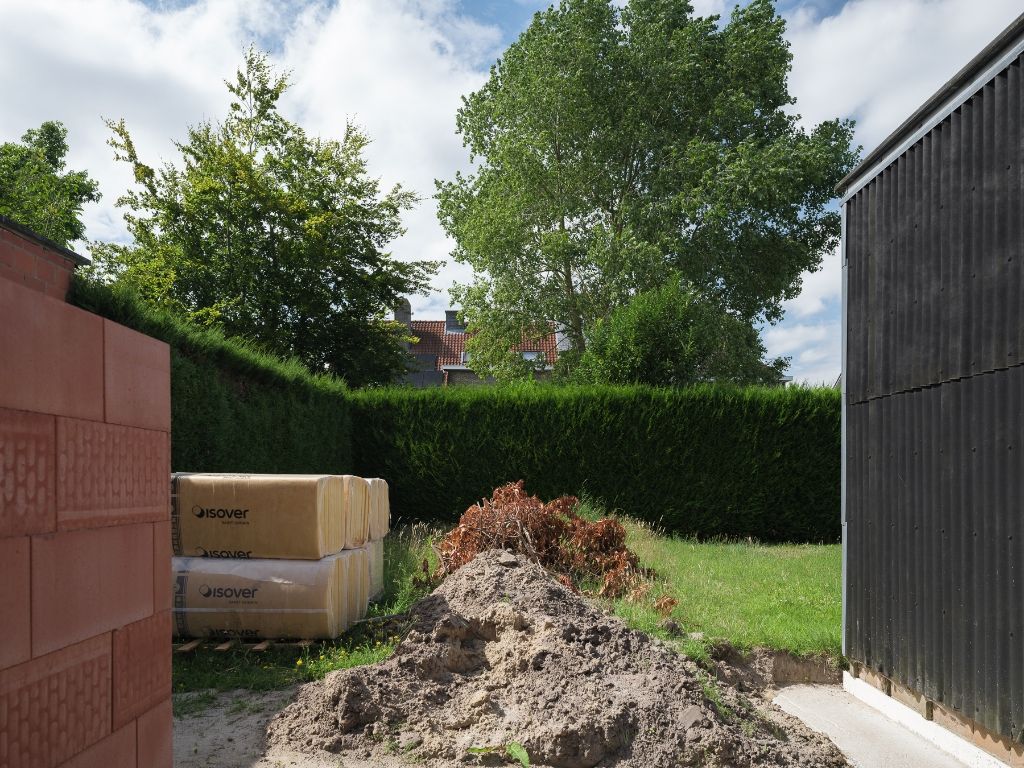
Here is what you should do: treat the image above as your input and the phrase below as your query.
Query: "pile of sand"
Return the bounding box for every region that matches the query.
[266,551,847,767]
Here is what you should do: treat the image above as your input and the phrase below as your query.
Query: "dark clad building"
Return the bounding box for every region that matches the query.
[840,13,1024,763]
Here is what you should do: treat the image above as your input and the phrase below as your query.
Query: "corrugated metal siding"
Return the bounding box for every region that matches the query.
[845,53,1024,742]
[847,55,1024,404]
[846,371,1024,739]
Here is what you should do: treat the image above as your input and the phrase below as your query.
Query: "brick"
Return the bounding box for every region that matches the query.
[0,537,30,668]
[36,248,72,271]
[103,320,171,432]
[0,277,103,419]
[34,255,56,285]
[31,524,154,657]
[136,698,172,768]
[18,274,47,293]
[0,633,111,768]
[7,243,35,279]
[58,722,135,768]
[47,269,71,301]
[154,521,171,611]
[0,408,55,536]
[56,418,169,530]
[112,611,172,729]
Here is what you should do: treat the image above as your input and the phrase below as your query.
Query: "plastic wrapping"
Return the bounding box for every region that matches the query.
[368,538,384,602]
[367,478,391,541]
[172,550,368,639]
[340,475,370,549]
[172,473,343,560]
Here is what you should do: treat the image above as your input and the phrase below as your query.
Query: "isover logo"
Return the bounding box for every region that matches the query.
[211,628,260,638]
[208,626,258,638]
[192,505,249,520]
[197,584,259,599]
[198,547,253,559]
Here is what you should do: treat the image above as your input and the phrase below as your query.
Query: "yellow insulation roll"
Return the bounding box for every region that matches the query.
[339,475,370,549]
[350,548,370,626]
[366,478,391,541]
[172,551,365,639]
[368,538,385,602]
[172,473,344,560]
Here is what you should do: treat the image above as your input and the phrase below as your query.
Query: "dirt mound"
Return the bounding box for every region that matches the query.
[266,551,847,768]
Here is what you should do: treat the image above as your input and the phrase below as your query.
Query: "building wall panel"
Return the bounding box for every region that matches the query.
[847,56,1024,404]
[846,368,1024,740]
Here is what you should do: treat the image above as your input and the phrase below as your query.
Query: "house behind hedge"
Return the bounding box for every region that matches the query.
[395,299,561,386]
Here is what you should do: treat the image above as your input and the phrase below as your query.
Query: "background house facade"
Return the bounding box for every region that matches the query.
[395,299,560,386]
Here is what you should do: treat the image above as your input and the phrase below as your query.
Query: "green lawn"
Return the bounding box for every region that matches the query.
[173,517,842,706]
[613,519,842,658]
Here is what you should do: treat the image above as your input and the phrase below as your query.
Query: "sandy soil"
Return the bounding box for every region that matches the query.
[266,551,847,768]
[174,551,847,768]
[174,688,409,768]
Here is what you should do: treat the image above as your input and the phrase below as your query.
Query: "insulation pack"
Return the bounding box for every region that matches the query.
[367,477,391,541]
[172,473,370,559]
[340,475,370,549]
[172,549,369,640]
[368,538,384,602]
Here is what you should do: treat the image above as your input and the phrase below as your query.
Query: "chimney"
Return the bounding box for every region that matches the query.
[445,309,466,334]
[394,297,412,327]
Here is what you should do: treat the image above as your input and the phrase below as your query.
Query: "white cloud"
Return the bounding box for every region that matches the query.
[783,245,841,320]
[767,0,1024,383]
[762,319,841,385]
[4,0,1023,379]
[0,0,495,316]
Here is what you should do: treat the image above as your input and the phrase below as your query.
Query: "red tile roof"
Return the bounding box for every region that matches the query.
[408,320,560,371]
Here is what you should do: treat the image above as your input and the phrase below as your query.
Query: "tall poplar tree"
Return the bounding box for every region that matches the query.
[437,0,857,380]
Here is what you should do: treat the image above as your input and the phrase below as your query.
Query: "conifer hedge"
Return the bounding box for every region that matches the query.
[350,385,840,542]
[69,277,353,474]
[71,278,840,542]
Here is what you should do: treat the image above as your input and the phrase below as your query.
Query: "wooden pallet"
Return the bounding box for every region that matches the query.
[173,638,315,653]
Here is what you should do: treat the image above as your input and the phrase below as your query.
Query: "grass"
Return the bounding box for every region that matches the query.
[611,517,842,659]
[172,523,439,713]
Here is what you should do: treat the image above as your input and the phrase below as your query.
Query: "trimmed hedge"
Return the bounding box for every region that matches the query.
[69,277,353,474]
[70,278,840,541]
[350,385,840,543]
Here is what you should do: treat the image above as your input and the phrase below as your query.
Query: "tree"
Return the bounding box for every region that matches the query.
[89,49,437,387]
[437,0,858,379]
[568,278,786,386]
[0,121,100,247]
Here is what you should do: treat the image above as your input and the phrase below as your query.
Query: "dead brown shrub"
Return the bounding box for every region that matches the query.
[435,481,649,597]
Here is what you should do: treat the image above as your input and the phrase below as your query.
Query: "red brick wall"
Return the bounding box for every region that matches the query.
[0,224,81,301]
[0,225,172,768]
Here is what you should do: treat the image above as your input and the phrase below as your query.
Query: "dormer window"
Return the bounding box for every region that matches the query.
[522,351,540,361]
[445,310,466,334]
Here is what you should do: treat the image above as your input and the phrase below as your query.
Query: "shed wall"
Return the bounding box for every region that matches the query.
[845,54,1024,743]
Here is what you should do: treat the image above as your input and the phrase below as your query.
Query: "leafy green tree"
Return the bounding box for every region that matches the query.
[90,49,437,387]
[437,0,858,379]
[568,278,786,386]
[0,121,100,247]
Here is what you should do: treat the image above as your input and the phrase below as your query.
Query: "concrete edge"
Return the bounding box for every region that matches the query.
[843,672,1010,768]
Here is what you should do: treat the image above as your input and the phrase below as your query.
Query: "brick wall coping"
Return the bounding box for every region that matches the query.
[0,214,90,266]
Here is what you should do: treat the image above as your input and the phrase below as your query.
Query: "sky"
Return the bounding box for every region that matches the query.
[1,0,1021,383]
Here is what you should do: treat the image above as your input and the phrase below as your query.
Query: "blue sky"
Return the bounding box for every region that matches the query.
[2,0,1022,382]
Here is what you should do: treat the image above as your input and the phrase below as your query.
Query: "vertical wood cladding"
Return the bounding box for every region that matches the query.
[845,54,1024,742]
